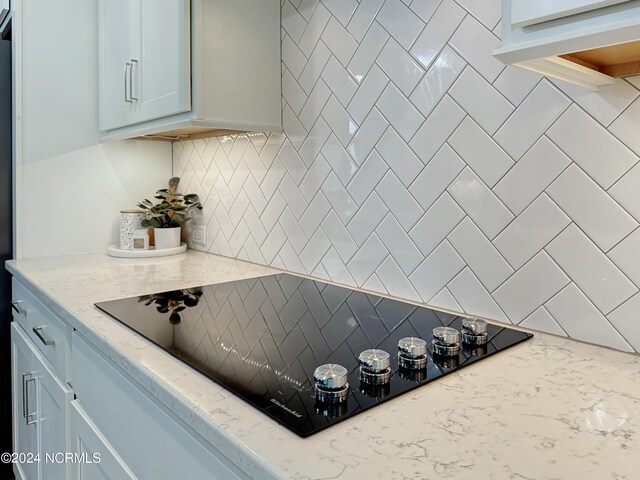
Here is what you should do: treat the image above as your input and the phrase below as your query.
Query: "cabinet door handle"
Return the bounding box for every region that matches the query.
[11,300,25,316]
[22,372,36,425]
[130,59,139,101]
[124,62,133,103]
[32,326,55,346]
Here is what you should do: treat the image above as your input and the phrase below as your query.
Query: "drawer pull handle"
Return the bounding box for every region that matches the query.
[32,326,55,346]
[22,372,37,425]
[11,300,25,316]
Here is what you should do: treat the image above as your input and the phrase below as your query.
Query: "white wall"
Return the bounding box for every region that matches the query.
[176,0,640,353]
[14,0,172,258]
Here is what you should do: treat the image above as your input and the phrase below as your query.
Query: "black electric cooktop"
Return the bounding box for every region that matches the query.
[95,274,532,437]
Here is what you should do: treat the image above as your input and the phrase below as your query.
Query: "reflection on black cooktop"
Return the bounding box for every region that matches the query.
[95,274,533,437]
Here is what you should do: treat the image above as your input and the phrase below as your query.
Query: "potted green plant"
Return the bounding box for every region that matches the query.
[137,177,202,249]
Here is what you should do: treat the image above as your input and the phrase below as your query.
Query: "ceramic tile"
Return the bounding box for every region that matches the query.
[321,56,359,107]
[321,172,358,224]
[376,0,426,50]
[375,127,423,187]
[546,165,638,252]
[447,217,514,292]
[546,225,637,314]
[298,40,332,93]
[346,233,389,284]
[448,116,513,188]
[410,95,466,163]
[447,267,509,323]
[376,37,425,96]
[494,194,571,270]
[347,22,389,83]
[610,94,640,156]
[448,14,504,83]
[492,252,570,324]
[520,306,566,337]
[545,284,633,352]
[376,171,424,230]
[347,65,389,124]
[347,192,389,245]
[409,241,466,302]
[494,136,571,215]
[376,213,424,274]
[321,210,358,262]
[410,46,466,118]
[375,82,425,141]
[608,163,640,222]
[321,95,358,146]
[493,65,541,106]
[455,0,501,29]
[346,0,386,42]
[321,135,359,186]
[608,228,640,287]
[547,105,638,189]
[408,143,465,211]
[347,149,389,206]
[321,0,358,27]
[410,0,466,70]
[409,192,464,256]
[607,293,640,351]
[296,157,330,212]
[494,81,571,160]
[282,68,308,115]
[448,168,514,240]
[449,66,514,135]
[375,256,422,301]
[321,17,359,67]
[347,107,389,164]
[553,77,639,127]
[299,79,331,131]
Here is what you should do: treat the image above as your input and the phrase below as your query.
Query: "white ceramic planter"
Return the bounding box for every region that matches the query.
[154,227,181,250]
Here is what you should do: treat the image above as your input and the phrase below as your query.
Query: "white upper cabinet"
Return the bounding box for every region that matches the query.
[99,0,190,131]
[494,0,640,90]
[98,0,281,141]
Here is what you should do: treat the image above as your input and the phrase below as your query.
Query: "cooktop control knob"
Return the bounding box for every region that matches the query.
[397,337,427,370]
[432,327,461,357]
[359,349,391,385]
[313,364,349,403]
[462,318,489,346]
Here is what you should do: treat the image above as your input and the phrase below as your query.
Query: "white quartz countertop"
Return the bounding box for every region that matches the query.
[6,251,640,480]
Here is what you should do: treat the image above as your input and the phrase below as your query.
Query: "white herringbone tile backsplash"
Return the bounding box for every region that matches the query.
[174,0,640,353]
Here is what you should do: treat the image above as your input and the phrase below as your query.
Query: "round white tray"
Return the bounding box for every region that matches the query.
[107,243,187,258]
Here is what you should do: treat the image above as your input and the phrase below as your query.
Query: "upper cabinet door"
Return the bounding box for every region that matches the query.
[99,0,190,131]
[99,0,141,130]
[511,0,633,26]
[137,0,190,125]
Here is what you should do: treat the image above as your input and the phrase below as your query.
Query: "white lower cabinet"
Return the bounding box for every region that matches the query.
[72,332,246,480]
[12,278,251,480]
[11,323,73,480]
[70,401,136,480]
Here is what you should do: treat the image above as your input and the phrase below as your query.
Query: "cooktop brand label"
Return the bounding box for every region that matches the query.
[270,398,303,418]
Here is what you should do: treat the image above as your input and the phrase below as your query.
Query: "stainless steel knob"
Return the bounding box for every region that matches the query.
[397,337,427,358]
[359,349,390,372]
[432,327,460,345]
[462,318,487,335]
[313,364,348,390]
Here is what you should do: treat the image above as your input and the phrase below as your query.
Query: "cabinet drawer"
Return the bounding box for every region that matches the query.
[72,333,245,480]
[12,279,70,381]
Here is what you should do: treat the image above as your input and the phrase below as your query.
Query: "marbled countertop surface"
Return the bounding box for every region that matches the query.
[6,251,640,479]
